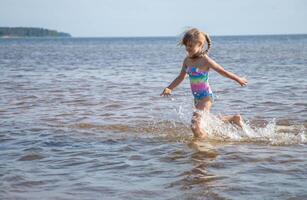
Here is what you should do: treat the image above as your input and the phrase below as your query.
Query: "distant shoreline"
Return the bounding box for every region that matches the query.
[69,33,307,39]
[62,33,307,38]
[0,27,71,38]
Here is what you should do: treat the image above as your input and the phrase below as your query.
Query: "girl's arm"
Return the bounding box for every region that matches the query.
[205,55,247,86]
[161,64,188,96]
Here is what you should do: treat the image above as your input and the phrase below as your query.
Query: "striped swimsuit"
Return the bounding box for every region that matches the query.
[186,66,213,100]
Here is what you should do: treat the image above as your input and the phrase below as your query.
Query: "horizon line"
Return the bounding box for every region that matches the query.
[72,33,307,38]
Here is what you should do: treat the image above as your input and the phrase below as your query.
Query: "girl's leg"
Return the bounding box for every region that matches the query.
[191,97,212,139]
[220,114,244,128]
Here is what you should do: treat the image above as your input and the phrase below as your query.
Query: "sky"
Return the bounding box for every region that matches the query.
[0,0,306,37]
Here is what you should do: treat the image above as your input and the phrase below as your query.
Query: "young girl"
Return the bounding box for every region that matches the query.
[161,28,247,139]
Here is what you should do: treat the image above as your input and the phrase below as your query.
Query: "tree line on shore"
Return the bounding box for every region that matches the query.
[0,27,71,37]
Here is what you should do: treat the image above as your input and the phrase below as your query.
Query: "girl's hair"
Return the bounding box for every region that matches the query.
[180,28,212,54]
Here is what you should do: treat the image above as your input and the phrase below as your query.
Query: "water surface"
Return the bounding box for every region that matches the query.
[0,35,306,199]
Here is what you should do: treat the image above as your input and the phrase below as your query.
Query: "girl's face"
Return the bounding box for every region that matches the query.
[185,41,203,57]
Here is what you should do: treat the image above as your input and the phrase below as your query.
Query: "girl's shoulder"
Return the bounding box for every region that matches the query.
[192,55,211,65]
[202,54,216,67]
[183,56,189,63]
[202,54,211,62]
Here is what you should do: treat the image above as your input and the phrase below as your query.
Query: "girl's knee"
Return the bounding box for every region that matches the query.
[233,114,242,122]
[191,118,205,136]
[191,112,208,137]
[232,114,244,128]
[191,120,199,130]
[191,117,201,132]
[190,124,202,138]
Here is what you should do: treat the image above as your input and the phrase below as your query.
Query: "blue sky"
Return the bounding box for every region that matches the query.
[0,0,306,37]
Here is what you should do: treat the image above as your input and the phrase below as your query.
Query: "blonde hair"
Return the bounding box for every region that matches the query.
[180,28,212,54]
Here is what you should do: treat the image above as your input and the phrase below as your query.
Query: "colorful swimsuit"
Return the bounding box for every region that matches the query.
[186,66,213,100]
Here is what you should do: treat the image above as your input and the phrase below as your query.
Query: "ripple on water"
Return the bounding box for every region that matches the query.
[18,154,44,161]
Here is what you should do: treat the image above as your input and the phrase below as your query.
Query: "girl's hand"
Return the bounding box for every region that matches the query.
[160,87,172,96]
[238,77,248,86]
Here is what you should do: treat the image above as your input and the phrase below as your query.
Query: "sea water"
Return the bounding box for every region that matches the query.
[0,35,306,199]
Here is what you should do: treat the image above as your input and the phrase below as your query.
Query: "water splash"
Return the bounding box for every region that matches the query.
[196,110,306,145]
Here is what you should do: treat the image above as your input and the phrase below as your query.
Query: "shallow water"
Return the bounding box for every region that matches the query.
[0,35,307,199]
